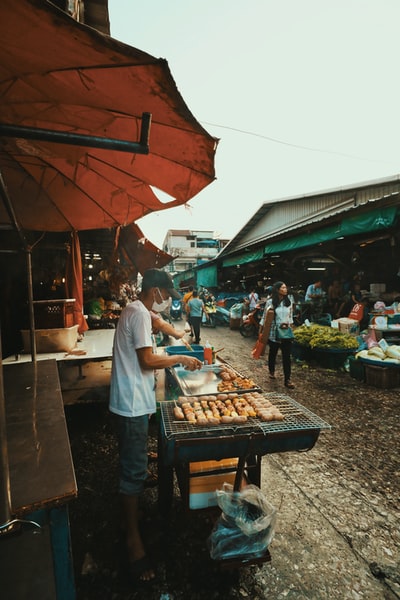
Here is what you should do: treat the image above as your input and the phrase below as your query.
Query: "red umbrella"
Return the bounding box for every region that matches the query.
[80,224,175,299]
[0,0,218,232]
[0,0,218,348]
[117,223,175,275]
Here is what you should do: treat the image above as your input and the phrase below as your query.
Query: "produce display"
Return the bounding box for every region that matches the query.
[293,324,359,350]
[173,391,284,425]
[356,344,400,364]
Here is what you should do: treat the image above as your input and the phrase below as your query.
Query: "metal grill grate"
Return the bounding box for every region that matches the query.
[160,393,331,440]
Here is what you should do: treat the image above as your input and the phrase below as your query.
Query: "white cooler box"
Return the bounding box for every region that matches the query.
[21,325,79,353]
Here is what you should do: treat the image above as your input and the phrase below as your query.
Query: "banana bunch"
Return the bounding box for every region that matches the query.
[294,324,359,350]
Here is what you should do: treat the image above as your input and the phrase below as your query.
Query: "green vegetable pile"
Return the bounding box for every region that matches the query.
[293,324,359,350]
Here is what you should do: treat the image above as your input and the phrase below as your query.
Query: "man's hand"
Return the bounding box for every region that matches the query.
[181,356,202,371]
[174,330,186,340]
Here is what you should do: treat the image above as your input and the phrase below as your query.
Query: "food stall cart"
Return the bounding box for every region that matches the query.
[1,359,77,599]
[157,359,331,565]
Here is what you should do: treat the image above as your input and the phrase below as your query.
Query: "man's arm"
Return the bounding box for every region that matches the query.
[137,346,201,370]
[153,316,185,340]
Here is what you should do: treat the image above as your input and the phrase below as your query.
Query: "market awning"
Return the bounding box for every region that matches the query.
[264,206,398,254]
[222,248,264,268]
[196,263,218,288]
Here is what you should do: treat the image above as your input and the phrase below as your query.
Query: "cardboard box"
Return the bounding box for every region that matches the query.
[370,283,386,295]
[337,318,360,336]
[21,325,79,353]
[189,458,239,510]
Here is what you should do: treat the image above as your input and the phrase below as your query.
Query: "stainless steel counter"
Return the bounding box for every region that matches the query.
[3,359,77,513]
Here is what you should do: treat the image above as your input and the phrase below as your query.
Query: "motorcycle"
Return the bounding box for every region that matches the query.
[214,305,230,326]
[170,298,183,321]
[203,298,217,327]
[239,302,266,337]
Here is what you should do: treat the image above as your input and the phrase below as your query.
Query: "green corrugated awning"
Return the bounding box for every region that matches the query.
[264,206,398,254]
[222,248,264,267]
[196,263,218,288]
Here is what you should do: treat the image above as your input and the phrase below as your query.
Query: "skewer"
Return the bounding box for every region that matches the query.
[181,338,194,351]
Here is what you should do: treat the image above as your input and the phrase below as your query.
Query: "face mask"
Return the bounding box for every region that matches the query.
[152,288,170,313]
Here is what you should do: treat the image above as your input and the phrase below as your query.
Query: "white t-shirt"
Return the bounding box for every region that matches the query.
[109,300,156,418]
[249,292,259,309]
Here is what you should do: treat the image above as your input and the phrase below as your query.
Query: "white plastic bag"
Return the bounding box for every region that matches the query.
[208,483,277,560]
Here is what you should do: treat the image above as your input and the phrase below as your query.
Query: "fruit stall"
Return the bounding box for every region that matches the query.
[292,323,359,369]
[292,321,400,389]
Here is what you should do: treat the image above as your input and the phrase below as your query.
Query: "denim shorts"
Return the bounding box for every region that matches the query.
[112,413,149,496]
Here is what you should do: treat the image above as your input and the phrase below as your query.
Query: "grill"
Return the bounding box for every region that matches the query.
[158,384,331,521]
[160,393,331,441]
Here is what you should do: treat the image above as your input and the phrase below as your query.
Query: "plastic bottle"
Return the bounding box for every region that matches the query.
[204,341,212,365]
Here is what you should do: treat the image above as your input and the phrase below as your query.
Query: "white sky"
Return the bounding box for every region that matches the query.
[108,0,400,248]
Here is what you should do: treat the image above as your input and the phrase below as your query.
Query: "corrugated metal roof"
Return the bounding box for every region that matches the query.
[220,174,400,258]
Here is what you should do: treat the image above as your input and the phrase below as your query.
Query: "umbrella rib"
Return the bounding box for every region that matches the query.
[86,152,188,212]
[13,150,155,227]
[1,148,91,229]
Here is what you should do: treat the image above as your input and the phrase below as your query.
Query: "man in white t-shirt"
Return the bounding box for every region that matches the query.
[109,268,201,584]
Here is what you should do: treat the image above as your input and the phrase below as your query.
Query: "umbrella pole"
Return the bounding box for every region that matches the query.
[0,171,36,361]
[25,249,36,362]
[0,334,11,529]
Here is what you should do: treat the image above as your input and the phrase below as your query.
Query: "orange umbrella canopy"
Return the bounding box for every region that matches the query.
[0,0,217,232]
[65,231,89,334]
[92,223,176,298]
[117,223,175,275]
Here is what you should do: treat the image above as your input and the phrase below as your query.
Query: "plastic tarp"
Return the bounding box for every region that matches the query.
[222,248,264,267]
[196,263,218,288]
[264,206,398,254]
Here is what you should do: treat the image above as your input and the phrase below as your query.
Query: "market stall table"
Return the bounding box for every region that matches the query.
[1,359,77,599]
[3,329,115,404]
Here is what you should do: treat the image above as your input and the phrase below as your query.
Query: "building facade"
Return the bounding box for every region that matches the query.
[162,229,229,275]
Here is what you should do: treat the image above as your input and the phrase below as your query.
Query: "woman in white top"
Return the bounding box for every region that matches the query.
[264,281,295,389]
[248,289,259,310]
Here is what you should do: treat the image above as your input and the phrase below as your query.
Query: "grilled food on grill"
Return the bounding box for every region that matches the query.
[175,391,284,424]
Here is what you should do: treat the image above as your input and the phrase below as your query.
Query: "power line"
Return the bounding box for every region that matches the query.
[201,121,396,165]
